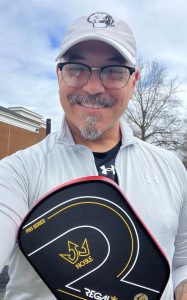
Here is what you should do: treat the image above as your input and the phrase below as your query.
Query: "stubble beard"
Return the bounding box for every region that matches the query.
[68,95,117,141]
[79,115,102,140]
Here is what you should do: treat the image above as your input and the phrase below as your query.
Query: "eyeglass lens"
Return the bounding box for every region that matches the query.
[61,63,131,89]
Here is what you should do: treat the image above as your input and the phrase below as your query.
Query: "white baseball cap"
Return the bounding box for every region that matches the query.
[55,12,137,66]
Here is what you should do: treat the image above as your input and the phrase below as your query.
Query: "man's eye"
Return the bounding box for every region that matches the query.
[104,68,124,80]
[110,68,123,74]
[68,65,86,72]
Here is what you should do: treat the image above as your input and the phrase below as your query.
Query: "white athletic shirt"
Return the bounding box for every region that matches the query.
[0,115,187,300]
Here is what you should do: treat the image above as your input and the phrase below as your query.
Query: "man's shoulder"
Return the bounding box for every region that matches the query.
[136,138,174,156]
[0,131,60,168]
[134,138,185,174]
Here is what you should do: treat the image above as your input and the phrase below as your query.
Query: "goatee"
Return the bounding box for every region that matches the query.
[80,115,102,140]
[68,95,117,140]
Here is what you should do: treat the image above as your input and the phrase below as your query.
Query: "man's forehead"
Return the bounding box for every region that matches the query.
[63,40,126,63]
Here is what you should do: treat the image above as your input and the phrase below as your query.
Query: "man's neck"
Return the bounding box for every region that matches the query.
[66,120,121,152]
[75,135,121,152]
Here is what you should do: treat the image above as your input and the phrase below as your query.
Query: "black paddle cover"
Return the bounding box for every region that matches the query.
[18,176,170,300]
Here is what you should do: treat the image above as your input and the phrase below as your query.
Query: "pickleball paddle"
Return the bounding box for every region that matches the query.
[18,176,170,300]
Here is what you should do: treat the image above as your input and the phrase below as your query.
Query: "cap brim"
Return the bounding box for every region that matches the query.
[55,34,136,66]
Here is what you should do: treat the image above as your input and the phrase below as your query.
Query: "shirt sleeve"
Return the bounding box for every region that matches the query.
[172,158,187,290]
[0,154,29,272]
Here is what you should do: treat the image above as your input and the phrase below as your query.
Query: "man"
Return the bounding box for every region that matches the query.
[0,11,187,300]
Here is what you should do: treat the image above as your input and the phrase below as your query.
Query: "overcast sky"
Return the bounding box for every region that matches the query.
[0,0,187,130]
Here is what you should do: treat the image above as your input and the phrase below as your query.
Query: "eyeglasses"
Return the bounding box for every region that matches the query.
[57,62,135,90]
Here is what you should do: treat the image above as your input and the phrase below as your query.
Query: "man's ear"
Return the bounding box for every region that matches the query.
[56,65,60,83]
[132,68,139,88]
[128,68,139,100]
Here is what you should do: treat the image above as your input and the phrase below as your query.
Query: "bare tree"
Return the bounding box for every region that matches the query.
[182,123,187,168]
[125,60,186,152]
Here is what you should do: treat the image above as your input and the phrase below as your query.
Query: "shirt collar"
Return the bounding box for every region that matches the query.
[57,114,137,147]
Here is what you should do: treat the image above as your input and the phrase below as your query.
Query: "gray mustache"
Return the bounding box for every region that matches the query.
[68,95,117,107]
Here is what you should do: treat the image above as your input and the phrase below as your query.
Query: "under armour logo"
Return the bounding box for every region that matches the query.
[100,164,115,175]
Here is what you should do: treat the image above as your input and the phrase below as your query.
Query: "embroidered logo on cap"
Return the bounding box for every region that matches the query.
[87,12,114,28]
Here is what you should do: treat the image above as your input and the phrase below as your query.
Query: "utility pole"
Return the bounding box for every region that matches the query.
[46,118,51,136]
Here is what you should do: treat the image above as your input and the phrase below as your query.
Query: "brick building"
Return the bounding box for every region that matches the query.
[0,106,47,159]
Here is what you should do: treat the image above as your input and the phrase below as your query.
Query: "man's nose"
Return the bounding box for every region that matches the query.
[82,70,105,95]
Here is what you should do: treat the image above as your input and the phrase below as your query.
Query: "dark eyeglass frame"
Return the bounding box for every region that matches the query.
[57,62,136,90]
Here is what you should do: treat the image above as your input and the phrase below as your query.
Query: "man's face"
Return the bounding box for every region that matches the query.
[57,40,139,141]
